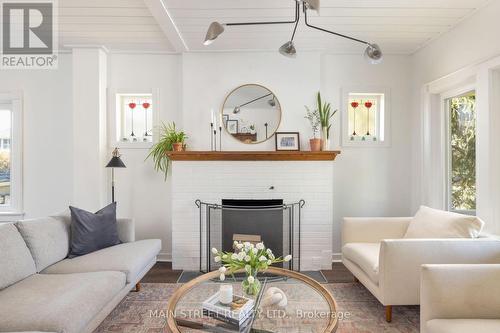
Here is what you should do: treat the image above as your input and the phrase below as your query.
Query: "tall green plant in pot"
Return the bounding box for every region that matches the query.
[316,92,337,151]
[146,122,187,180]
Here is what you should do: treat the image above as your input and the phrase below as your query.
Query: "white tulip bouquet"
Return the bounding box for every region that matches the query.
[211,241,292,296]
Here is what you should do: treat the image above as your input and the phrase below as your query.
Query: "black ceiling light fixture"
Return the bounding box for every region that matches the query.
[233,93,273,114]
[203,0,383,64]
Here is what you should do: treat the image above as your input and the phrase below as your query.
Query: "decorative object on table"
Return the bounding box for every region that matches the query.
[305,105,321,151]
[68,202,120,258]
[275,132,300,151]
[260,287,288,308]
[203,0,382,64]
[223,114,229,127]
[128,102,137,141]
[226,119,239,134]
[219,284,233,305]
[315,92,337,151]
[105,147,126,203]
[202,290,255,327]
[222,84,281,144]
[142,102,151,140]
[211,241,292,296]
[350,101,359,140]
[146,122,187,180]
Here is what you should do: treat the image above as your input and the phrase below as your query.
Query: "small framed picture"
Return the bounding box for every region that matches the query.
[275,132,300,151]
[226,120,239,134]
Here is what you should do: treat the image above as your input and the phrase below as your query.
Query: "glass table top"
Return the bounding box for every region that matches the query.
[167,268,338,333]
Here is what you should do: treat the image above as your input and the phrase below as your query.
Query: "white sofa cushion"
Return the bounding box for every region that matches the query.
[42,239,161,283]
[0,224,36,290]
[426,319,500,333]
[0,271,125,333]
[16,217,70,272]
[404,206,484,239]
[342,243,380,284]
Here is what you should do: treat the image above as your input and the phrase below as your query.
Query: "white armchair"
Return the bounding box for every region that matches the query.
[341,217,500,322]
[421,264,500,333]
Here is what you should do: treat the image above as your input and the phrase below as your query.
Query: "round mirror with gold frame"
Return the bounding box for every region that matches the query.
[221,84,282,144]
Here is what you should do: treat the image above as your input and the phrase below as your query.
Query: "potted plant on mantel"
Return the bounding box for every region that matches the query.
[317,92,337,151]
[146,122,187,180]
[305,105,321,151]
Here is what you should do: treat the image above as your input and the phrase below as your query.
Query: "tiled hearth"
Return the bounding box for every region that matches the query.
[171,160,334,271]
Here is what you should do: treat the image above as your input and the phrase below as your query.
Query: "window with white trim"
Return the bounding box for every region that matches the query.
[446,91,476,214]
[0,93,22,215]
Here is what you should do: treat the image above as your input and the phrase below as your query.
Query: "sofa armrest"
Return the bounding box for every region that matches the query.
[378,239,500,305]
[421,264,500,332]
[341,217,411,247]
[117,218,135,243]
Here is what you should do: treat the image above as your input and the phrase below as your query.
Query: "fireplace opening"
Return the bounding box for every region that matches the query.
[221,199,284,266]
[196,199,304,272]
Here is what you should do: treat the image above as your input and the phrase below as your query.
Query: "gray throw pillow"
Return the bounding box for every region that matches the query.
[68,203,120,258]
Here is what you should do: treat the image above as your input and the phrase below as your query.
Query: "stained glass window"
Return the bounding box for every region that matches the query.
[347,93,385,143]
[116,93,153,143]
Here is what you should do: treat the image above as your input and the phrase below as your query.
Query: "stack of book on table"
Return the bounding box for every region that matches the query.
[202,292,255,328]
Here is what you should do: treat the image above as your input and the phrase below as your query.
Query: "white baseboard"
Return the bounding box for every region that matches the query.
[157,252,171,262]
[332,252,342,262]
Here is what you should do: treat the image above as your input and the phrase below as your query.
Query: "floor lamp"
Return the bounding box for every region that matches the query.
[105,148,126,203]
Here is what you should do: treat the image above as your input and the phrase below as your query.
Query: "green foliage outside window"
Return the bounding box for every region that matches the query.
[0,152,8,173]
[450,94,476,211]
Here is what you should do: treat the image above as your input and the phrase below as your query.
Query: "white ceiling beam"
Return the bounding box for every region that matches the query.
[144,0,188,53]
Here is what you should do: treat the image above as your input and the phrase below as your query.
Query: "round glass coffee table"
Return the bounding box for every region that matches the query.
[167,267,338,333]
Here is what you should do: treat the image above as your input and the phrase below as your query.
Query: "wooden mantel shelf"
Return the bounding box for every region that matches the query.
[166,151,340,161]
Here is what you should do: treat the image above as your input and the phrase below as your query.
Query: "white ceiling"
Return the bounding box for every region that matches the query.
[59,0,490,54]
[164,0,491,54]
[59,0,175,52]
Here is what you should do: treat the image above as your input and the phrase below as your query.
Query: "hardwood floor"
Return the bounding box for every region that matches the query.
[140,262,183,283]
[141,261,355,283]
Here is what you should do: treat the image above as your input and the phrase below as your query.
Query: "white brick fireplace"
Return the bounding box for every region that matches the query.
[171,160,334,271]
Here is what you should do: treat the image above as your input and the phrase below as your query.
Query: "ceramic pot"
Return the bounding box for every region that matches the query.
[309,138,321,152]
[172,143,184,152]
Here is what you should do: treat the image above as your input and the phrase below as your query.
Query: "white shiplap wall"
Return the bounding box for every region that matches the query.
[171,161,334,271]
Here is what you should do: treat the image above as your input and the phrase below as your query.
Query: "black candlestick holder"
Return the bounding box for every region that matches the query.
[210,123,214,151]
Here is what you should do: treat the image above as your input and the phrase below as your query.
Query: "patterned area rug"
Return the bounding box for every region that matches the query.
[94,283,419,333]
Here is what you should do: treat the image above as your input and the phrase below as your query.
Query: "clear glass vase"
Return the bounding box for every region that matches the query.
[242,273,261,296]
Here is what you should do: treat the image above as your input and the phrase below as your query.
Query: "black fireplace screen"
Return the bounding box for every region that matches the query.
[196,199,305,273]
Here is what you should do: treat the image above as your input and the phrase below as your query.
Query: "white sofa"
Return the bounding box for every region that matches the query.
[0,213,161,333]
[341,217,500,322]
[421,264,500,333]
